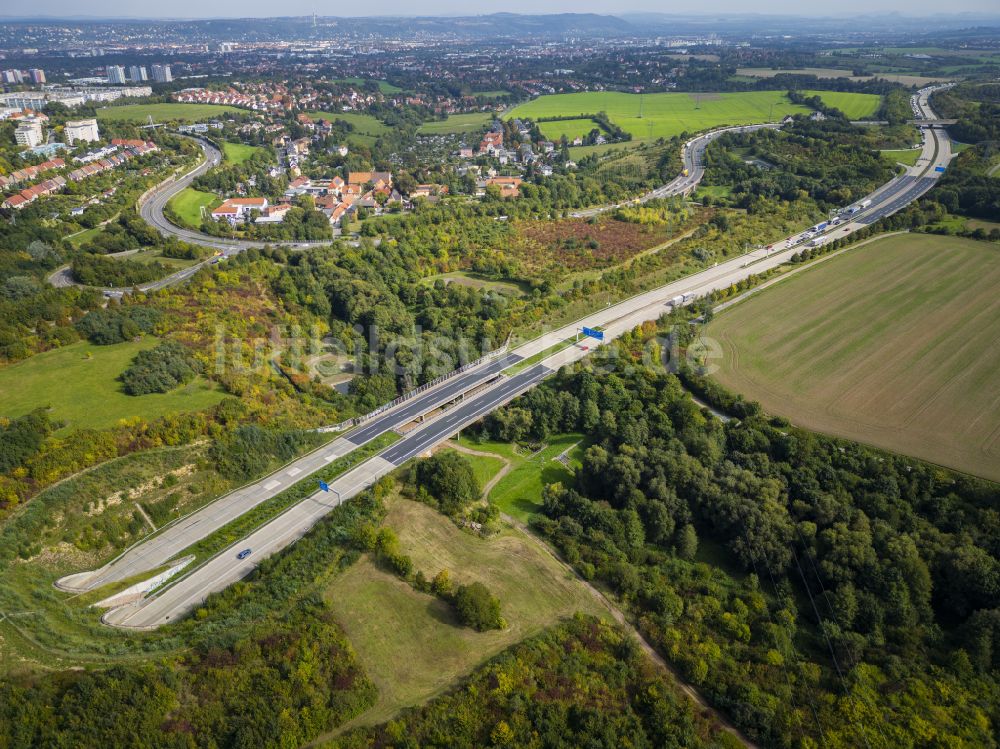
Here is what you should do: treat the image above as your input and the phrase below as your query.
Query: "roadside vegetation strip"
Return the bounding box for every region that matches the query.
[503,339,575,375]
[162,432,401,575]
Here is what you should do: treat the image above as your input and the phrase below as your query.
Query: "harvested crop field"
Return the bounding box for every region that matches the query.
[706,233,1000,482]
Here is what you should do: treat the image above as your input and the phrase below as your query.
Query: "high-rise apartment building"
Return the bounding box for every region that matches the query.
[129,66,148,82]
[29,69,46,84]
[151,64,173,83]
[106,65,127,84]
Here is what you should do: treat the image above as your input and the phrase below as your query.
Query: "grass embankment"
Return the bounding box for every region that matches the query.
[96,103,239,122]
[882,148,923,166]
[707,233,1000,482]
[167,187,220,228]
[220,141,264,164]
[324,492,606,726]
[509,91,811,145]
[0,443,225,674]
[417,112,495,135]
[0,338,225,434]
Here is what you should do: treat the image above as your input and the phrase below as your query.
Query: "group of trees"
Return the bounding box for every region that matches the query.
[336,616,723,748]
[74,304,162,345]
[413,450,480,514]
[702,117,894,212]
[475,339,1000,746]
[120,340,201,395]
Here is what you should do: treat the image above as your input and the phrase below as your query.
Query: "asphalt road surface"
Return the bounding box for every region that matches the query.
[86,90,956,627]
[571,123,779,218]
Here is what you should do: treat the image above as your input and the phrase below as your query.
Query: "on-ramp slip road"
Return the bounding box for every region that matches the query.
[571,122,781,218]
[79,89,955,628]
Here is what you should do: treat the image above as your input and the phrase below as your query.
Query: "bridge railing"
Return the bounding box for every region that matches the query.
[317,342,510,434]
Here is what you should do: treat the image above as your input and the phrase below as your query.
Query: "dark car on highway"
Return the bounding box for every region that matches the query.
[237,548,252,560]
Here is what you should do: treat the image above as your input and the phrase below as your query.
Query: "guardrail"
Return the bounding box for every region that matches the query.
[318,342,509,433]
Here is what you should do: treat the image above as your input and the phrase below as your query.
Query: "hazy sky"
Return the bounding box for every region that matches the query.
[11,0,1000,19]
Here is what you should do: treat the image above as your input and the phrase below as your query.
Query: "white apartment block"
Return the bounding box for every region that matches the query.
[64,119,100,145]
[14,125,42,148]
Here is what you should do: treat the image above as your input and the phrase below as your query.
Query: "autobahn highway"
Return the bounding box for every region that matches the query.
[78,87,955,628]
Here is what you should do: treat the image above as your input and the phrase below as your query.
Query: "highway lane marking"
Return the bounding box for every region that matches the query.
[263,479,280,491]
[287,467,301,477]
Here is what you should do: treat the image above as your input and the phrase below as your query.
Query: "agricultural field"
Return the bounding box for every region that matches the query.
[736,67,951,87]
[707,233,1000,482]
[537,117,603,141]
[0,338,226,434]
[220,141,264,164]
[167,187,219,227]
[509,91,811,144]
[324,493,605,725]
[95,103,239,122]
[311,111,390,136]
[417,112,494,135]
[801,90,882,119]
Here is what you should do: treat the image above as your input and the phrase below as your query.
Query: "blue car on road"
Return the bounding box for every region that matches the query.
[237,548,252,560]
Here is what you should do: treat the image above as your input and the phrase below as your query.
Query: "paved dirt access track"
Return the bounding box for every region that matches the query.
[708,233,1000,482]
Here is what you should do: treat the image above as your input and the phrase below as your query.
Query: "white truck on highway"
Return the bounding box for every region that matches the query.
[842,199,872,217]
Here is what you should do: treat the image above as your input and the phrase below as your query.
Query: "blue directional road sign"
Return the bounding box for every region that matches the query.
[581,326,604,341]
[319,480,330,492]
